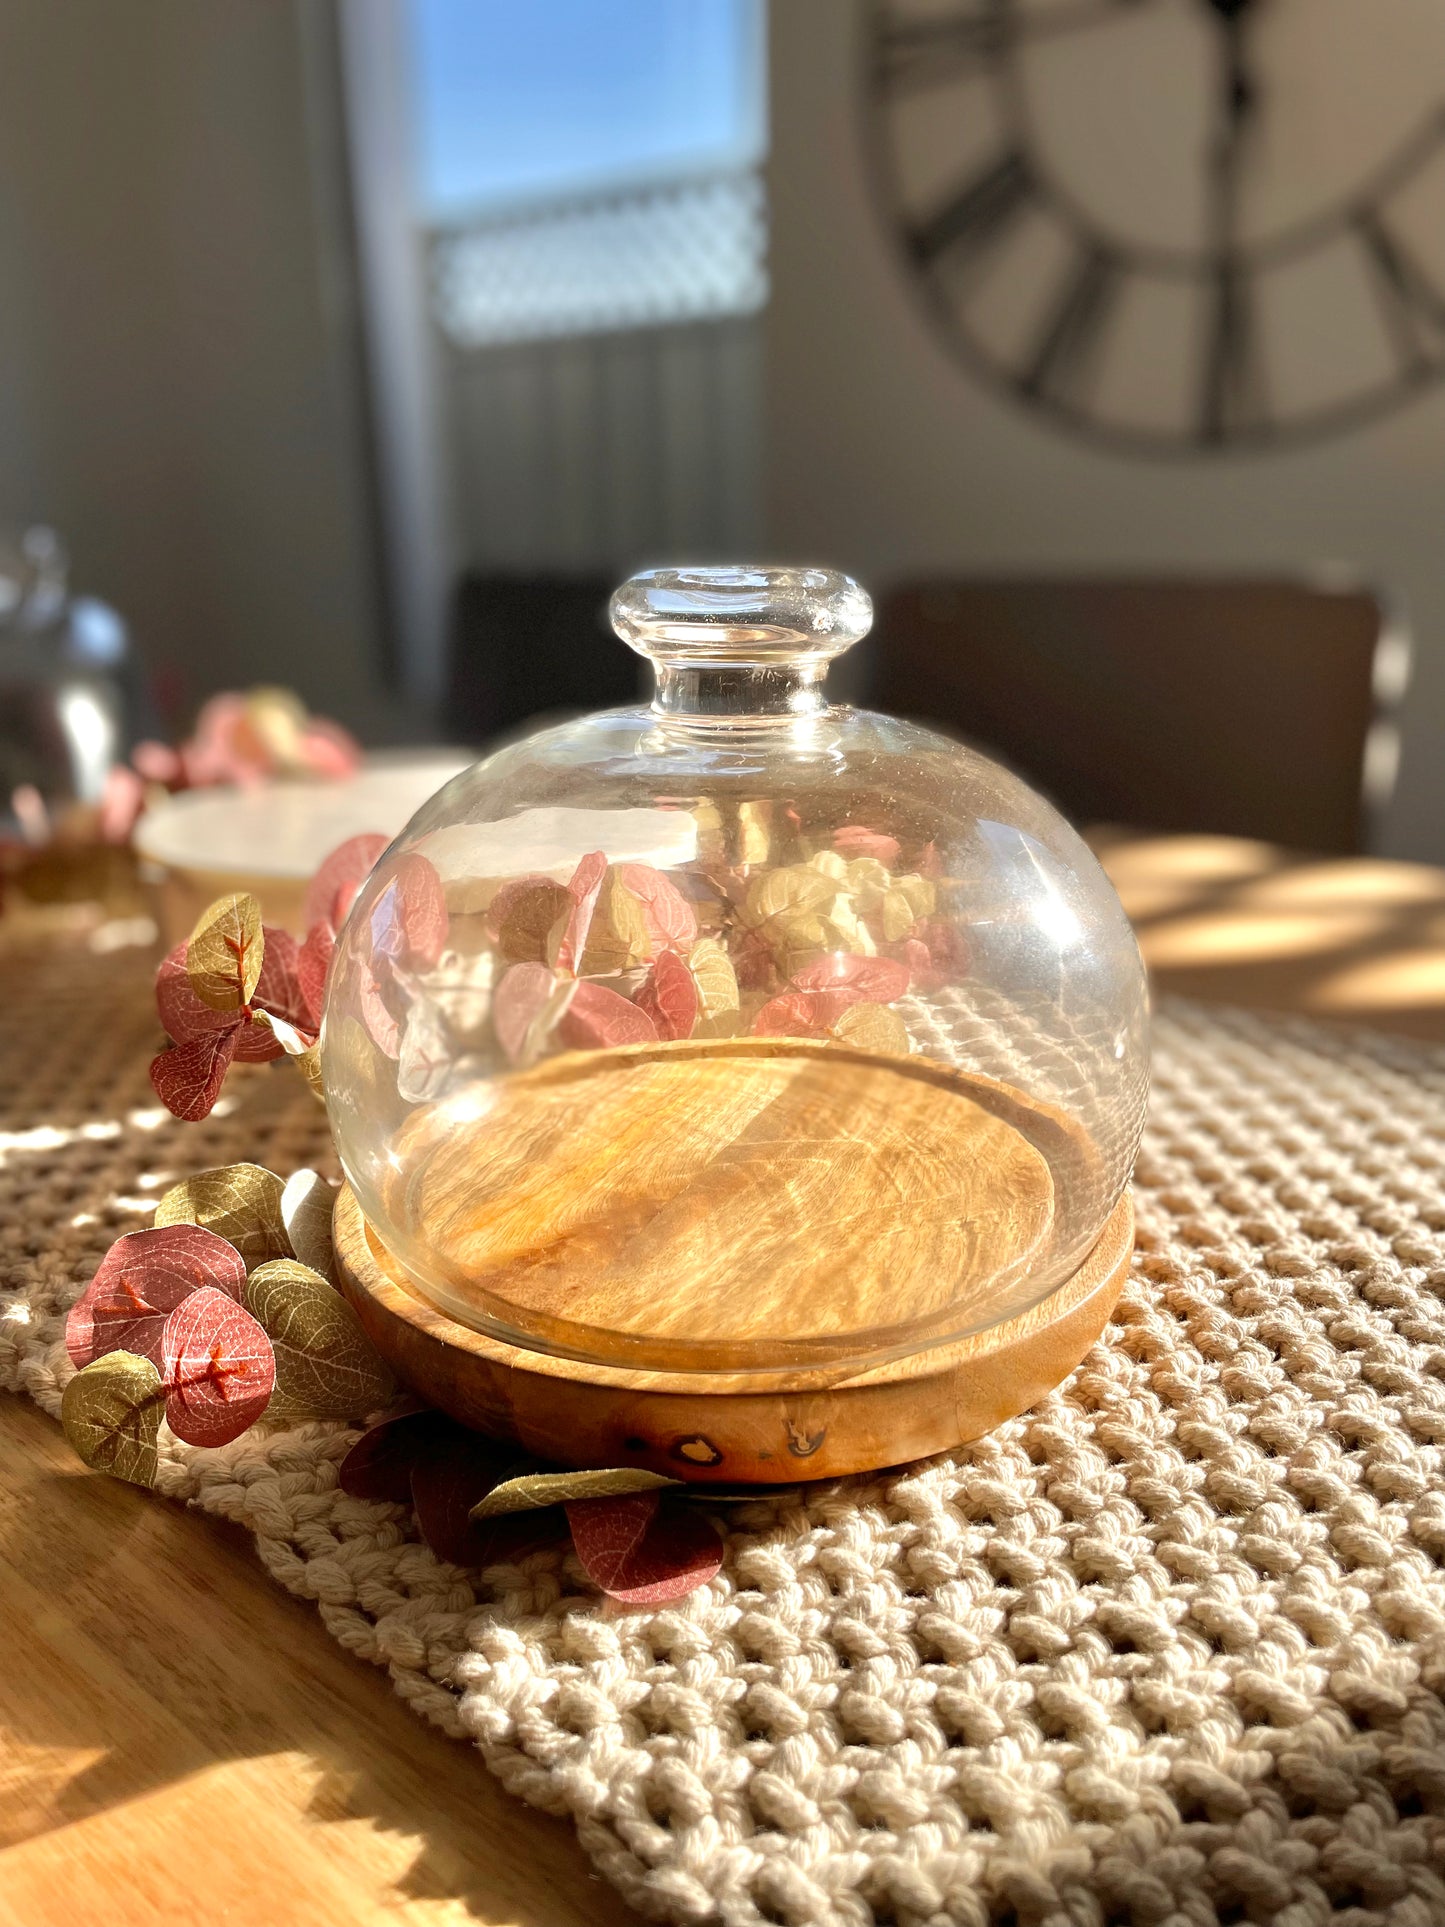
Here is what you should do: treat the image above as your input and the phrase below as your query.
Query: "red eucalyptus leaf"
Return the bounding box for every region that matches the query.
[833,825,901,866]
[493,961,566,1064]
[160,1286,276,1447]
[553,850,608,974]
[248,924,314,1031]
[67,1224,246,1369]
[304,832,389,931]
[916,916,970,982]
[790,953,910,1003]
[150,1026,240,1121]
[635,948,699,1042]
[613,863,698,954]
[338,1407,459,1503]
[559,980,659,1051]
[358,961,401,1058]
[370,853,448,969]
[752,988,861,1039]
[883,935,936,991]
[566,1491,723,1604]
[296,921,334,1023]
[409,1435,521,1566]
[155,942,236,1045]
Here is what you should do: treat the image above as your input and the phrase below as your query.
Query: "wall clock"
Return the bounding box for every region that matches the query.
[866,0,1445,454]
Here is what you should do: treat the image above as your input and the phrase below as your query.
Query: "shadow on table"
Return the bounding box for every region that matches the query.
[0,1399,636,1926]
[1091,832,1445,1040]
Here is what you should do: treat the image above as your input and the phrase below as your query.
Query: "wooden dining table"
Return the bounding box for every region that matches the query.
[3,830,1445,1927]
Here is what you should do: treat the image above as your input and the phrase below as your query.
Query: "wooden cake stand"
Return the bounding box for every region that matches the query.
[332,1039,1134,1483]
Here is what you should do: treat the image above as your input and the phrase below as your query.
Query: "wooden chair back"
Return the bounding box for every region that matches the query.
[871,578,1407,854]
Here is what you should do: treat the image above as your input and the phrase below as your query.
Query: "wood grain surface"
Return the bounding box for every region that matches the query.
[390,1038,1057,1368]
[336,1186,1133,1482]
[0,1396,636,1927]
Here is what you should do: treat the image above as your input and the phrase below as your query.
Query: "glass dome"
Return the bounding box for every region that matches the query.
[323,567,1149,1377]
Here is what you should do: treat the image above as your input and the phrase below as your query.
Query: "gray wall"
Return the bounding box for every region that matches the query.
[765,1,1445,860]
[0,0,394,736]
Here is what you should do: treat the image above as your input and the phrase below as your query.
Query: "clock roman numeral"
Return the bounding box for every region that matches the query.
[876,5,1008,91]
[1020,245,1121,407]
[1199,257,1266,444]
[910,149,1035,272]
[1357,209,1445,377]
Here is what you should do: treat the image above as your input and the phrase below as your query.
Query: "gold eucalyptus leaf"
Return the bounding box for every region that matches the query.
[845,858,891,910]
[279,1168,338,1285]
[245,1260,394,1419]
[880,888,918,942]
[737,799,771,866]
[61,1350,164,1486]
[154,1163,290,1271]
[471,1466,680,1519]
[741,866,836,933]
[604,873,653,966]
[294,1043,326,1101]
[186,893,264,1012]
[833,1001,911,1055]
[895,874,937,919]
[808,850,849,881]
[688,937,741,1038]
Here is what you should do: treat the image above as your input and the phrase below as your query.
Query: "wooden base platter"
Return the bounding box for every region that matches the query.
[333,1182,1133,1482]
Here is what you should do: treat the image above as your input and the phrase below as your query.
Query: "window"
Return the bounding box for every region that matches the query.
[407,0,769,345]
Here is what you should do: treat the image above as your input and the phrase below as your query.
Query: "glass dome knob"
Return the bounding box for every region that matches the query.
[611,566,872,721]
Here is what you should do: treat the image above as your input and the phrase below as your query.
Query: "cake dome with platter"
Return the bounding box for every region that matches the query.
[323,567,1149,1476]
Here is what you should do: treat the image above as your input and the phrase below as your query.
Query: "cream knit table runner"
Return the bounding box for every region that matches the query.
[5,929,1445,1927]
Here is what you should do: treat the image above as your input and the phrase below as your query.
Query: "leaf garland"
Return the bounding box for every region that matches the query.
[303,832,389,931]
[279,1168,338,1284]
[62,1351,165,1487]
[186,893,263,1013]
[470,1466,679,1519]
[160,1287,276,1447]
[244,1260,395,1419]
[336,1409,792,1603]
[150,832,391,1124]
[62,1170,395,1487]
[154,1162,290,1270]
[66,1223,245,1368]
[566,1490,723,1605]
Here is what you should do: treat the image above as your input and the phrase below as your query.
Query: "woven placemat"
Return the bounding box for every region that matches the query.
[5,927,1445,1927]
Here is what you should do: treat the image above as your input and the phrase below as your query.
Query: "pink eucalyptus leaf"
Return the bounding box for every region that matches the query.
[558,980,659,1051]
[613,863,698,954]
[634,948,699,1042]
[339,1407,459,1504]
[566,1491,723,1604]
[752,988,861,1039]
[249,925,313,1030]
[298,717,362,779]
[358,961,401,1058]
[790,953,911,1003]
[150,1026,240,1121]
[160,1286,276,1447]
[833,825,901,867]
[98,765,146,844]
[132,739,183,785]
[552,850,609,974]
[67,1224,246,1370]
[296,920,335,1024]
[370,853,448,969]
[155,942,235,1045]
[303,832,389,932]
[493,961,561,1064]
[409,1435,526,1566]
